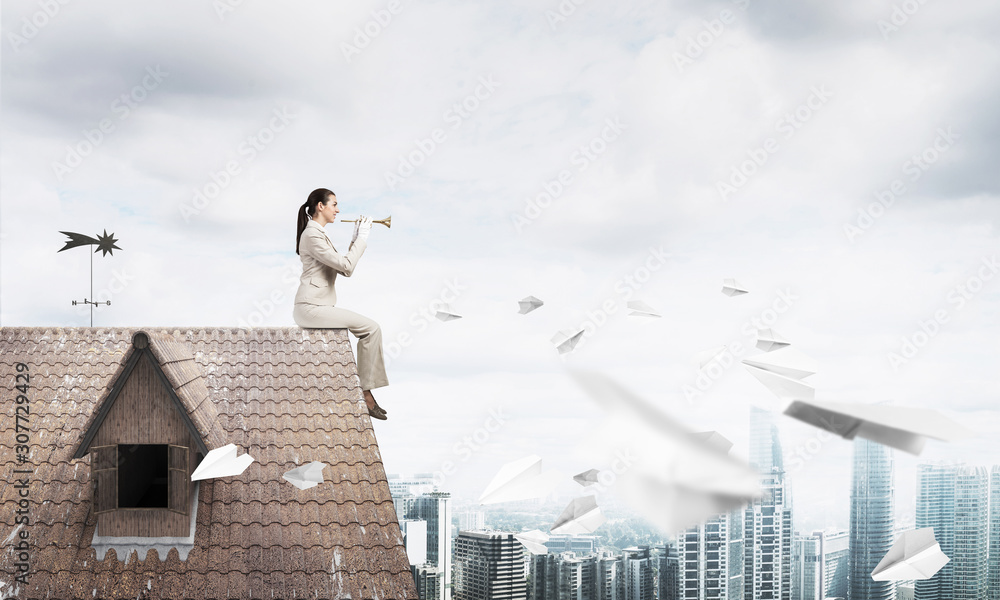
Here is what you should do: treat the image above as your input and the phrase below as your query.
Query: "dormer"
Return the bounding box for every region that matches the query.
[73,331,228,539]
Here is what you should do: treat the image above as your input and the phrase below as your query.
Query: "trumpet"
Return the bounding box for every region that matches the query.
[341,216,391,228]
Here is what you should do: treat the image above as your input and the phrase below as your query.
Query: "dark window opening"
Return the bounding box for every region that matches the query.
[118,444,168,508]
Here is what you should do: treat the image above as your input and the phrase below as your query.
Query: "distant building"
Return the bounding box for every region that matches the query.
[401,518,428,565]
[675,510,745,599]
[746,407,793,600]
[545,534,599,555]
[915,462,989,600]
[529,553,558,600]
[453,531,527,600]
[991,466,1000,600]
[621,547,654,600]
[457,510,486,532]
[791,533,822,600]
[414,564,443,600]
[821,530,849,600]
[657,544,679,600]
[391,480,453,600]
[847,438,895,600]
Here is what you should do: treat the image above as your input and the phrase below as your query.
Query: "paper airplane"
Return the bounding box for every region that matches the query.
[721,278,749,296]
[551,495,606,534]
[756,328,790,351]
[191,443,255,481]
[478,454,560,504]
[282,461,327,490]
[783,399,975,455]
[743,347,817,379]
[694,346,729,369]
[551,329,584,354]
[627,300,661,318]
[514,530,550,554]
[435,304,462,321]
[568,370,761,533]
[744,366,815,401]
[871,528,950,581]
[573,469,600,486]
[742,347,817,402]
[518,296,544,314]
[692,431,733,454]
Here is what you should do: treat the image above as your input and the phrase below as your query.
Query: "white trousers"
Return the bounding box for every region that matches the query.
[293,303,389,390]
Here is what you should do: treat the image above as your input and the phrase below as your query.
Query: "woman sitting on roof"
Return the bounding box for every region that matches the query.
[293,187,389,420]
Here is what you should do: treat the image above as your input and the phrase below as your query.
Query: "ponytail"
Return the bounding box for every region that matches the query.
[296,188,335,254]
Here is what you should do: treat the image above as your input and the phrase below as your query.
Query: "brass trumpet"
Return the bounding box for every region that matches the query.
[341,216,391,228]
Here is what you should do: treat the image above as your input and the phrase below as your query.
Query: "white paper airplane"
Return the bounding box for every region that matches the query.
[551,329,585,354]
[191,443,255,481]
[694,346,729,369]
[514,529,550,554]
[282,461,327,490]
[742,347,817,379]
[742,346,817,402]
[721,278,749,296]
[627,300,661,318]
[692,431,733,454]
[744,366,815,402]
[478,454,560,504]
[568,370,761,534]
[573,469,600,486]
[756,328,790,351]
[435,304,462,321]
[550,495,606,534]
[871,527,950,581]
[518,296,544,314]
[783,399,975,455]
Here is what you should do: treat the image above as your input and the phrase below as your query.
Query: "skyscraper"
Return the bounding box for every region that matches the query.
[848,438,895,600]
[990,466,1000,600]
[821,530,849,600]
[453,531,527,600]
[658,544,680,600]
[791,533,822,600]
[915,463,989,600]
[746,407,793,600]
[676,509,745,599]
[621,547,654,600]
[390,478,453,600]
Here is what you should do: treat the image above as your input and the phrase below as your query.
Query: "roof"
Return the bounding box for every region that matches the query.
[0,327,418,600]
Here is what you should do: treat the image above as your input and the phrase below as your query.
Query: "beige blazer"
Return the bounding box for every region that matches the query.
[294,220,367,306]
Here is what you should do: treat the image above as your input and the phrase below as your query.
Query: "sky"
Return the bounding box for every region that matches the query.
[2,0,999,535]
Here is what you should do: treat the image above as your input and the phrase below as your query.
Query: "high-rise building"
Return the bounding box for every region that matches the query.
[746,407,793,600]
[848,438,895,600]
[621,547,654,600]
[453,531,527,600]
[658,544,679,600]
[414,565,443,600]
[457,510,486,532]
[529,553,558,600]
[391,479,452,600]
[915,463,989,600]
[675,509,745,600]
[821,530,849,600]
[791,533,822,600]
[990,466,1000,600]
[596,551,624,600]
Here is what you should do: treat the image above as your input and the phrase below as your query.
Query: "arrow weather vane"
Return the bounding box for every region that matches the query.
[58,229,122,326]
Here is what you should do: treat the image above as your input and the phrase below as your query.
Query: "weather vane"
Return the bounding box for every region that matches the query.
[58,229,122,326]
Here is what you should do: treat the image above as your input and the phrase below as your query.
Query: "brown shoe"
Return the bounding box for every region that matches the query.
[368,405,387,420]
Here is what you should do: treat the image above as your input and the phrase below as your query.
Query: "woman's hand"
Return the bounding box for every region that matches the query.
[358,215,373,241]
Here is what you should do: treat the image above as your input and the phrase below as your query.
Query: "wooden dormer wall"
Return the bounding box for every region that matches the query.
[91,352,199,537]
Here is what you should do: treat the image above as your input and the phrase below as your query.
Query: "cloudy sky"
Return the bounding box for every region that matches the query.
[2,0,999,534]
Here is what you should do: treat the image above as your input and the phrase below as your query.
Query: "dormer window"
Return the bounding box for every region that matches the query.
[74,331,225,540]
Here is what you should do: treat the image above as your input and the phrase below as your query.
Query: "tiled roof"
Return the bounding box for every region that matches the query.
[0,327,418,600]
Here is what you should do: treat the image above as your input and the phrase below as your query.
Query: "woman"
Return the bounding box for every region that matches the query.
[293,188,389,420]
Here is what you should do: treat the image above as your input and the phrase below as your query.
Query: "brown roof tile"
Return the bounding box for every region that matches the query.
[0,327,418,599]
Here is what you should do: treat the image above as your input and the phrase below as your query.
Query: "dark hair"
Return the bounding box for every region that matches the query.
[296,188,335,255]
